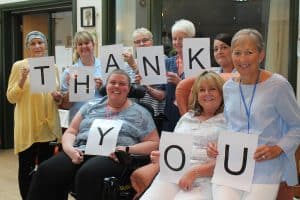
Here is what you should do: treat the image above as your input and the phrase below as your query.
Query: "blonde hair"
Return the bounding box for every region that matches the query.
[231,28,264,52]
[189,71,225,116]
[72,31,95,63]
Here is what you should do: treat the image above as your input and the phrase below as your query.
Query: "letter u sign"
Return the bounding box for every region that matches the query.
[224,144,248,175]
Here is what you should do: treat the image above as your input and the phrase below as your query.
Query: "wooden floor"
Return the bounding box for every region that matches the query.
[0,149,19,200]
[0,149,74,200]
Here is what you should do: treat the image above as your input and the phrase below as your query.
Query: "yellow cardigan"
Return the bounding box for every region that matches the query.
[6,59,62,154]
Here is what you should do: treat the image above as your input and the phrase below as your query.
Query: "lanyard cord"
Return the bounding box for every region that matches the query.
[239,70,261,134]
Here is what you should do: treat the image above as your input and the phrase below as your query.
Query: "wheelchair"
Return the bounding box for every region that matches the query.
[68,84,160,200]
[102,152,151,200]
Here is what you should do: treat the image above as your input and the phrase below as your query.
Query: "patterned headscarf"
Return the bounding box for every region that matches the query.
[25,31,47,47]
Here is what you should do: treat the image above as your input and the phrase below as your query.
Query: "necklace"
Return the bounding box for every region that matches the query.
[239,70,261,134]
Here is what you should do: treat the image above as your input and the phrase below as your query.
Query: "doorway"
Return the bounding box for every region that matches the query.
[0,0,73,149]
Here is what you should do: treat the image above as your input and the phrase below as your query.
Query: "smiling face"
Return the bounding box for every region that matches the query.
[106,73,130,104]
[189,71,224,116]
[133,33,153,47]
[28,38,46,57]
[231,35,265,82]
[75,39,94,58]
[213,39,232,69]
[172,31,188,55]
[197,79,223,114]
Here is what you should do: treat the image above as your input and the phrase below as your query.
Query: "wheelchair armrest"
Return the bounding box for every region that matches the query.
[115,150,150,169]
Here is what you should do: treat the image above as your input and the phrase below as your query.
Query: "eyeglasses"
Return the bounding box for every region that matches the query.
[133,38,151,45]
[232,50,256,57]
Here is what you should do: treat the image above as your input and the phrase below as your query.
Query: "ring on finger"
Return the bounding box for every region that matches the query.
[262,155,266,159]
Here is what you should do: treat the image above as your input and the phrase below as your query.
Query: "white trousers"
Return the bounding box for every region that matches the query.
[212,183,279,200]
[140,175,212,200]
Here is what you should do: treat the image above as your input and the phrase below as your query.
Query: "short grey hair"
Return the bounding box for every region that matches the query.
[231,28,265,52]
[171,19,196,38]
[132,27,153,40]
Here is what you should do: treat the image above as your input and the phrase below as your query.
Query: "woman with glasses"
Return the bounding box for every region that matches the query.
[123,27,166,122]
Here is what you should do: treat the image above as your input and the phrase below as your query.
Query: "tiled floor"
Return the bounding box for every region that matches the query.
[0,149,74,200]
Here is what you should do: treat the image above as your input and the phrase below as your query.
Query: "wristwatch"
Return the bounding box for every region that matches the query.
[125,146,130,153]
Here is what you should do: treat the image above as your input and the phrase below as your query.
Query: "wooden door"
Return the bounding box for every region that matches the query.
[22,14,49,58]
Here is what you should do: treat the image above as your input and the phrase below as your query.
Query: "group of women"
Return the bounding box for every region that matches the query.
[6,18,300,200]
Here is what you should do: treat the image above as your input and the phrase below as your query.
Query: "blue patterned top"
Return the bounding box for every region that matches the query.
[74,96,156,151]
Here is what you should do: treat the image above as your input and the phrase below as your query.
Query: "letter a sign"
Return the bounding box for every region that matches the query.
[212,131,258,192]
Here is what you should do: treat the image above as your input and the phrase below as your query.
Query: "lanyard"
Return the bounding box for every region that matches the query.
[239,70,260,134]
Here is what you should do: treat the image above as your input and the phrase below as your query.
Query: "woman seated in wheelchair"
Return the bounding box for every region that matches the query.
[139,71,227,200]
[27,69,160,200]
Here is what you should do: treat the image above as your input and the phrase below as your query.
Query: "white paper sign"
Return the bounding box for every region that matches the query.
[212,131,258,192]
[28,56,56,93]
[85,119,123,156]
[183,38,211,77]
[159,131,193,183]
[137,46,167,85]
[69,67,95,102]
[54,46,72,74]
[58,109,69,128]
[100,44,125,81]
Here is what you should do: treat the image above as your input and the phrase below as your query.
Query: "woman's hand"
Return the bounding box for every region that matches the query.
[19,66,30,88]
[123,52,136,69]
[166,72,181,85]
[254,145,283,162]
[66,147,84,164]
[135,74,142,84]
[207,142,219,158]
[94,77,102,89]
[109,152,120,162]
[178,168,197,191]
[51,91,63,102]
[150,150,160,163]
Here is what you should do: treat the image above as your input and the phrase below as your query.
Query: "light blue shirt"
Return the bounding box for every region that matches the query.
[223,74,300,185]
[60,57,102,123]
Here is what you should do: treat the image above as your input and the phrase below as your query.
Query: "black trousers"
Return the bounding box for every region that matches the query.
[18,142,54,200]
[27,151,126,200]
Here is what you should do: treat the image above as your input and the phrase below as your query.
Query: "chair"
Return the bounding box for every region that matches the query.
[98,84,155,200]
[276,145,300,200]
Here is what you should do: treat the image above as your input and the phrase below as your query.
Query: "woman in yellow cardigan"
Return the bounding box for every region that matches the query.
[6,31,62,200]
